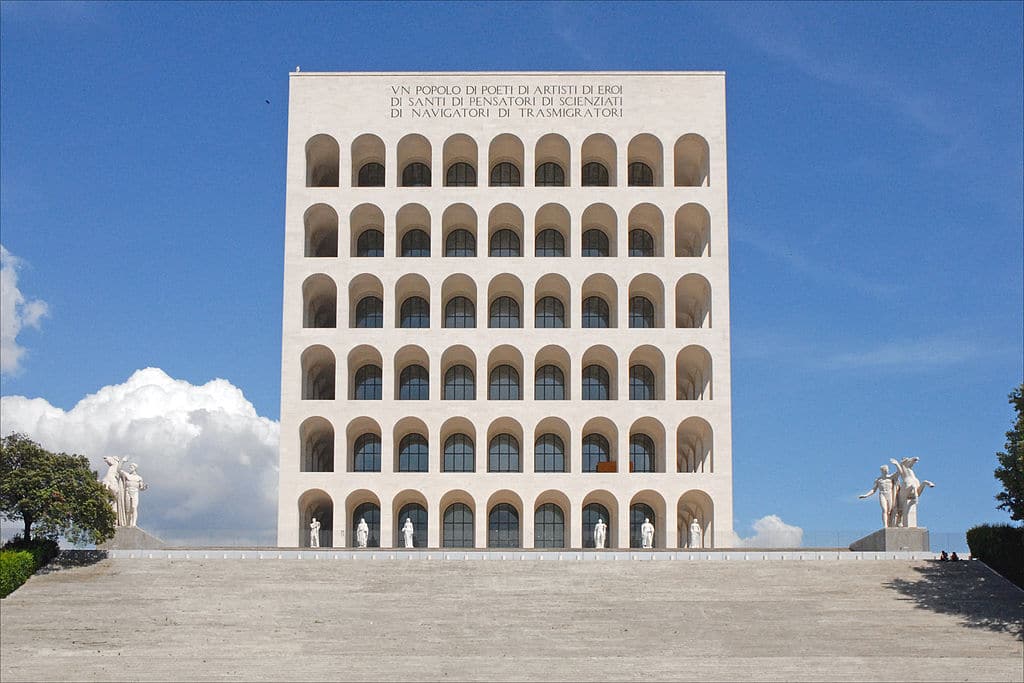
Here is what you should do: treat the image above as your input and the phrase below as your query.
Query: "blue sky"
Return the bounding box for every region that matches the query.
[1,1,1021,548]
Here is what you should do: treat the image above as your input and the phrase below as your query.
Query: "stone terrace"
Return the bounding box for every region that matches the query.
[1,557,1021,681]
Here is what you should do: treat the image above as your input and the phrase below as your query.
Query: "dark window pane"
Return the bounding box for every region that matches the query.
[535,364,565,400]
[629,296,655,328]
[400,297,429,328]
[489,229,521,257]
[629,364,656,400]
[630,504,656,548]
[534,503,565,548]
[488,296,521,328]
[358,162,385,187]
[444,433,475,472]
[582,434,610,472]
[444,296,476,328]
[355,296,383,328]
[582,503,610,548]
[353,433,381,472]
[488,433,520,472]
[582,162,609,187]
[582,229,609,257]
[398,434,429,472]
[443,365,476,400]
[445,229,476,257]
[628,229,655,257]
[446,162,477,187]
[402,162,431,187]
[490,162,521,187]
[356,229,384,257]
[488,503,520,548]
[401,229,430,257]
[535,162,565,187]
[535,296,565,328]
[399,364,429,400]
[443,503,474,548]
[534,433,565,473]
[630,433,655,472]
[353,364,382,400]
[535,229,566,257]
[628,161,654,187]
[582,296,610,329]
[488,364,521,400]
[397,503,427,547]
[582,364,610,401]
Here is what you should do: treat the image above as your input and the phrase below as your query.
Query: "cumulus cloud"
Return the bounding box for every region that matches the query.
[0,368,280,545]
[0,244,49,375]
[734,515,804,548]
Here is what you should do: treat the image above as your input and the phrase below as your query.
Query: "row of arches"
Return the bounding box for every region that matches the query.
[303,272,711,330]
[307,132,710,188]
[304,202,711,259]
[300,344,713,402]
[298,488,715,549]
[299,415,714,474]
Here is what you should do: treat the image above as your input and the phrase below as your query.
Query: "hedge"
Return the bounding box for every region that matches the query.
[966,524,1024,589]
[0,537,60,598]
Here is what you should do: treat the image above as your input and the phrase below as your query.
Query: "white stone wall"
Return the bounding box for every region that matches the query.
[277,72,733,549]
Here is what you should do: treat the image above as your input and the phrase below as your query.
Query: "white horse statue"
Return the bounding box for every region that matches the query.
[100,456,128,527]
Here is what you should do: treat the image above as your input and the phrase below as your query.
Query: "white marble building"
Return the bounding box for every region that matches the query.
[277,71,733,549]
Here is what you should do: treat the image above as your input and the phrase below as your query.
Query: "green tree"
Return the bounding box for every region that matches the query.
[994,383,1024,521]
[0,433,115,544]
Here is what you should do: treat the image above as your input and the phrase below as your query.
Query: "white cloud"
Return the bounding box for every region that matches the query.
[0,368,280,545]
[734,515,804,548]
[825,336,984,370]
[0,244,49,375]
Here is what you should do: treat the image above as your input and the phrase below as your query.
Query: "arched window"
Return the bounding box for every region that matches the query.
[534,503,565,548]
[489,229,521,257]
[443,433,474,472]
[490,162,521,187]
[445,162,477,187]
[582,364,610,401]
[443,503,474,548]
[582,162,609,187]
[535,162,565,187]
[628,161,654,187]
[488,433,520,472]
[535,296,565,328]
[629,364,655,400]
[445,229,476,257]
[357,162,385,187]
[353,364,382,400]
[398,365,429,400]
[629,296,655,328]
[630,433,655,472]
[356,230,384,257]
[398,434,428,472]
[400,229,430,257]
[354,296,383,328]
[443,365,475,400]
[303,433,333,472]
[488,364,520,400]
[582,296,610,329]
[535,365,565,400]
[353,433,381,472]
[402,162,431,187]
[535,229,566,257]
[488,296,521,328]
[444,296,475,328]
[488,503,519,548]
[534,433,565,473]
[400,297,429,328]
[628,229,655,257]
[397,503,427,547]
[352,502,380,547]
[582,229,609,257]
[582,434,610,472]
[630,504,655,548]
[582,503,610,548]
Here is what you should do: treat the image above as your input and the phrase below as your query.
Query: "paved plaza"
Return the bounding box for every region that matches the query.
[1,556,1021,681]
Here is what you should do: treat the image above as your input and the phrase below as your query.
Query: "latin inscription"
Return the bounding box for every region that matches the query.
[388,82,624,119]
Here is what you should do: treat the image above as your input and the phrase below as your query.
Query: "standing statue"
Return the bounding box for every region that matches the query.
[640,518,655,549]
[309,517,321,548]
[118,462,148,528]
[100,456,128,527]
[889,457,935,528]
[858,465,899,527]
[402,518,415,548]
[689,518,703,549]
[593,517,607,549]
[356,517,369,548]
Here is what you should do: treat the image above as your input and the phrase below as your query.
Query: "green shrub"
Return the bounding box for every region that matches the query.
[966,524,1024,589]
[0,550,37,598]
[3,536,59,568]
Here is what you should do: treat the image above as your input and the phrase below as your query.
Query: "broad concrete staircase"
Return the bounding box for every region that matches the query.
[1,556,1021,681]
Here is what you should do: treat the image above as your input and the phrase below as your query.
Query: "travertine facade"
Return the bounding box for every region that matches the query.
[277,71,733,549]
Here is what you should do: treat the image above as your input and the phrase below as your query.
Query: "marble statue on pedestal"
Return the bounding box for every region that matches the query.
[890,457,935,528]
[859,465,899,527]
[309,517,321,548]
[640,518,655,549]
[689,518,702,549]
[99,456,148,528]
[119,463,148,528]
[356,518,369,548]
[402,518,415,548]
[100,456,128,527]
[593,517,607,549]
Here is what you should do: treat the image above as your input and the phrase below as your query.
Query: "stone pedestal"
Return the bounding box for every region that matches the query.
[849,527,929,552]
[98,526,166,550]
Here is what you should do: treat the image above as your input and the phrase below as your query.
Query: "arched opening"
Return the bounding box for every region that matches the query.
[534,134,570,187]
[441,274,477,329]
[488,134,524,187]
[678,490,714,549]
[395,274,430,328]
[629,491,667,548]
[440,490,475,548]
[534,416,570,473]
[346,416,382,473]
[393,490,428,548]
[676,274,712,328]
[443,134,478,187]
[675,203,711,257]
[487,491,523,548]
[299,417,334,472]
[674,134,710,187]
[627,203,664,257]
[534,203,570,257]
[676,345,713,400]
[301,345,335,400]
[348,273,384,328]
[393,416,429,473]
[581,273,617,328]
[441,345,477,400]
[487,274,524,329]
[534,273,570,329]
[346,490,381,548]
[302,274,336,328]
[629,417,666,473]
[396,203,431,257]
[628,274,665,328]
[305,134,339,187]
[398,134,432,187]
[487,345,524,401]
[677,417,713,473]
[351,134,386,187]
[347,344,383,400]
[581,203,617,257]
[582,490,618,548]
[304,204,338,257]
[581,344,617,401]
[581,416,618,473]
[534,344,570,400]
[440,416,476,473]
[581,133,616,186]
[533,491,571,549]
[443,203,478,258]
[350,204,386,258]
[628,345,665,401]
[298,489,333,547]
[627,133,663,186]
[394,344,429,401]
[486,417,524,473]
[488,203,524,257]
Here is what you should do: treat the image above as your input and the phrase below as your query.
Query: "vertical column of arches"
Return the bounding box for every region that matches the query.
[534,134,570,187]
[351,134,385,187]
[676,346,713,400]
[305,134,339,187]
[301,345,335,400]
[298,489,333,547]
[304,204,338,258]
[302,274,337,329]
[443,134,478,187]
[674,134,710,187]
[677,490,714,548]
[675,203,711,257]
[299,417,334,473]
[627,133,663,186]
[581,133,616,186]
[398,134,432,187]
[677,417,713,473]
[675,274,712,329]
[488,134,524,187]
